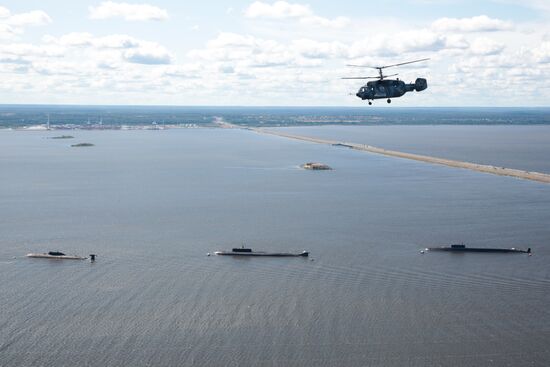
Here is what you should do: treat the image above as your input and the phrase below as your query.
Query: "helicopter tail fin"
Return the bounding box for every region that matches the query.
[414,78,427,91]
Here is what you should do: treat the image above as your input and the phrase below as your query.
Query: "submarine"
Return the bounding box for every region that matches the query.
[27,251,88,260]
[426,244,531,254]
[215,246,309,257]
[26,251,96,261]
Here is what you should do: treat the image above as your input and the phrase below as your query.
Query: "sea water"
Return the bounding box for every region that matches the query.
[1,127,549,367]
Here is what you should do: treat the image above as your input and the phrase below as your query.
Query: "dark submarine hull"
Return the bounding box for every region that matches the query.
[215,251,309,257]
[427,246,531,254]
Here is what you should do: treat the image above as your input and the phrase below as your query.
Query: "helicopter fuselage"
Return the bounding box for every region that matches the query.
[356,78,427,101]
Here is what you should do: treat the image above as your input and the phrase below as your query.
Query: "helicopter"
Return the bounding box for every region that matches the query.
[342,58,429,105]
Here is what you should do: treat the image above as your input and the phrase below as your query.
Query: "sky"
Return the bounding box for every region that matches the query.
[1,0,549,106]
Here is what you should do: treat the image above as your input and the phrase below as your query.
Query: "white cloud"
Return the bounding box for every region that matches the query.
[89,1,168,21]
[43,32,94,47]
[1,3,548,106]
[188,28,481,85]
[5,10,52,27]
[95,34,142,48]
[0,43,64,57]
[533,41,550,63]
[245,1,311,18]
[45,32,145,49]
[188,32,345,69]
[394,30,448,53]
[189,34,337,80]
[470,37,505,55]
[0,7,52,39]
[444,34,470,49]
[218,64,235,74]
[0,42,64,68]
[432,15,513,32]
[300,15,350,28]
[161,64,201,78]
[123,43,172,64]
[206,32,258,49]
[495,0,550,13]
[0,54,31,64]
[42,32,172,65]
[0,23,15,39]
[349,30,451,58]
[291,39,347,59]
[0,6,10,18]
[244,1,350,28]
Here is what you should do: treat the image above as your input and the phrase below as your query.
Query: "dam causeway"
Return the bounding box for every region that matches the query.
[251,127,550,184]
[212,118,550,184]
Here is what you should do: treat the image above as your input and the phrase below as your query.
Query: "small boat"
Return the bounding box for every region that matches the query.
[26,251,87,260]
[301,162,332,170]
[426,244,531,254]
[215,246,309,257]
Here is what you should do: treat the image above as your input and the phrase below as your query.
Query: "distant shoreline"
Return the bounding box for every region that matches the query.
[2,106,550,129]
[0,124,204,131]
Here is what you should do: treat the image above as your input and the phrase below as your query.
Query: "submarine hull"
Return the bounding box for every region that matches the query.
[27,253,87,260]
[215,251,309,257]
[427,247,530,254]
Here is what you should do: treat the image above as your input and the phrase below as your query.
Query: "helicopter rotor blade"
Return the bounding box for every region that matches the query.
[378,58,430,69]
[341,73,399,80]
[341,76,379,80]
[346,58,429,70]
[346,64,379,69]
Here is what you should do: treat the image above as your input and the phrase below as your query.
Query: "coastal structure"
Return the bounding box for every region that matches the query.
[301,162,332,170]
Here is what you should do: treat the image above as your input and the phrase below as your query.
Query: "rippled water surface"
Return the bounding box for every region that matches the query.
[1,128,549,367]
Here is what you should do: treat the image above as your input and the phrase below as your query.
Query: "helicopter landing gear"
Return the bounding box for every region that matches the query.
[368,101,372,105]
[387,99,391,104]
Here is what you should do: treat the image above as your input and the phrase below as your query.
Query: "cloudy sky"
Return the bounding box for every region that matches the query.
[1,0,549,106]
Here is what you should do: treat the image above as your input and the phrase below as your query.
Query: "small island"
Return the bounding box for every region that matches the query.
[301,162,332,170]
[71,143,94,147]
[50,135,74,139]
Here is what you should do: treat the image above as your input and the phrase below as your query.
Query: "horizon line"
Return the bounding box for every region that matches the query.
[1,104,550,109]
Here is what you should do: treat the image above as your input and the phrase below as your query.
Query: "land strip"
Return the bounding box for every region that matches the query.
[250,127,550,184]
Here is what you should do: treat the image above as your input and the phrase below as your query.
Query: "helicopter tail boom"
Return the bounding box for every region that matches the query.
[414,78,427,91]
